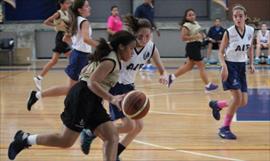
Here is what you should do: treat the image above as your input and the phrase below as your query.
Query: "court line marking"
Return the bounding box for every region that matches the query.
[133,140,245,161]
[149,111,202,116]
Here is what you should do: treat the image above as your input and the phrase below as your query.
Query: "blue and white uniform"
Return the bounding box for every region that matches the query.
[110,40,155,120]
[65,16,92,81]
[223,25,254,92]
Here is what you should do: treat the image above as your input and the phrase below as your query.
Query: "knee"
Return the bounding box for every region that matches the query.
[134,121,144,133]
[232,97,242,107]
[105,131,119,145]
[50,58,58,65]
[240,99,248,107]
[124,119,137,132]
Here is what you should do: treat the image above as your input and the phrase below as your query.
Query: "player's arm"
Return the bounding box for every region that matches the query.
[151,47,167,84]
[256,32,261,46]
[181,27,201,42]
[43,12,60,27]
[88,60,123,108]
[249,42,255,73]
[81,21,99,48]
[219,31,229,81]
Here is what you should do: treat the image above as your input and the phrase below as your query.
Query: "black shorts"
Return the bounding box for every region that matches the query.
[185,41,203,61]
[53,31,71,54]
[61,81,111,133]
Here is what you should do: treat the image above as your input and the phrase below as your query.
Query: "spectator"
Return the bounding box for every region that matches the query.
[255,23,270,64]
[107,5,123,41]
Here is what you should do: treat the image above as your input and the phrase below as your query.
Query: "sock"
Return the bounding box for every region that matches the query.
[37,75,43,80]
[35,91,41,99]
[217,100,228,109]
[206,82,212,88]
[223,114,233,127]
[171,74,176,80]
[117,143,126,156]
[27,134,37,145]
[255,57,259,59]
[268,55,270,59]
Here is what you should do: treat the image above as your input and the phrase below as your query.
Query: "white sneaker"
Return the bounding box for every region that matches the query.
[33,76,42,91]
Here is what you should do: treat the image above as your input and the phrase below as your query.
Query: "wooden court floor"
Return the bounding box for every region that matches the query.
[0,59,270,161]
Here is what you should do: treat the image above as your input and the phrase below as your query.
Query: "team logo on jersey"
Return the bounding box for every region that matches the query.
[143,52,150,60]
[235,44,250,52]
[126,63,144,71]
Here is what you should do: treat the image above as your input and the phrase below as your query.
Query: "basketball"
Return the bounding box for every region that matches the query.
[122,90,150,120]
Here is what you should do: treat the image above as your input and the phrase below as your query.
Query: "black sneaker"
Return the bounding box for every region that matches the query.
[27,91,38,111]
[8,130,31,160]
[80,129,96,155]
[219,126,237,140]
[209,100,221,120]
[167,74,174,88]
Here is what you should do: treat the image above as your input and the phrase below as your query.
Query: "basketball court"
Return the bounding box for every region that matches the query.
[0,60,269,161]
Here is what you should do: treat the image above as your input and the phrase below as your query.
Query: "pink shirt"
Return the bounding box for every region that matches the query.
[107,15,123,32]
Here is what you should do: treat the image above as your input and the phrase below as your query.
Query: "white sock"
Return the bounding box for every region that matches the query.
[206,82,212,88]
[35,91,41,99]
[171,74,176,80]
[37,75,43,80]
[255,57,259,59]
[27,134,38,145]
[268,55,270,59]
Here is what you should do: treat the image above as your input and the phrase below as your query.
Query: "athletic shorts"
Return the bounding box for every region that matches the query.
[222,61,247,92]
[61,81,111,133]
[185,41,203,61]
[65,49,89,81]
[53,31,71,53]
[109,82,135,120]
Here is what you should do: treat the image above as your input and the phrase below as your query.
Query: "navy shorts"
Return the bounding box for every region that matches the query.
[222,61,247,92]
[65,49,89,81]
[109,83,135,120]
[53,31,71,53]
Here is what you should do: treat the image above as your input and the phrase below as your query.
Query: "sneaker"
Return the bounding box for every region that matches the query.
[167,74,174,88]
[267,58,270,65]
[27,91,38,111]
[205,83,218,93]
[254,58,260,65]
[8,130,31,160]
[80,129,96,155]
[33,76,42,91]
[218,126,237,140]
[209,100,221,120]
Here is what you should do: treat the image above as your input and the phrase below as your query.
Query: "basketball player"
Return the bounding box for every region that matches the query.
[167,9,218,92]
[34,0,72,91]
[212,4,255,139]
[8,31,137,161]
[254,23,270,65]
[27,0,98,111]
[80,16,167,160]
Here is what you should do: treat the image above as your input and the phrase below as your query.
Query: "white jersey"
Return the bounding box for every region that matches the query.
[118,41,155,84]
[257,30,270,44]
[72,16,92,53]
[225,25,254,62]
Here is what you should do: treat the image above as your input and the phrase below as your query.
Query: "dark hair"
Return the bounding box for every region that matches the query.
[111,5,118,11]
[90,31,136,62]
[180,8,195,26]
[68,0,87,36]
[57,0,67,9]
[124,15,152,34]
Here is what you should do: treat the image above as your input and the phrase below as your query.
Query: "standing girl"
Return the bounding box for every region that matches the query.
[27,0,98,111]
[80,16,167,160]
[216,4,255,139]
[167,9,218,92]
[107,5,123,41]
[8,31,137,161]
[34,0,72,91]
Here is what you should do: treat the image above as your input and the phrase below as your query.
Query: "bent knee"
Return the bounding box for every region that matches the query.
[135,121,144,132]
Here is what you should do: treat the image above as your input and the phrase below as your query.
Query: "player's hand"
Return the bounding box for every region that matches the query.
[221,65,228,81]
[159,74,168,85]
[110,94,125,111]
[62,34,72,44]
[249,64,255,74]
